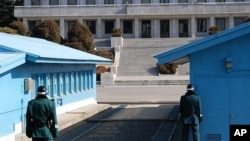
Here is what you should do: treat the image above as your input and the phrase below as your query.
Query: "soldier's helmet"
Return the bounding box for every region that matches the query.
[37,86,48,95]
[187,84,195,91]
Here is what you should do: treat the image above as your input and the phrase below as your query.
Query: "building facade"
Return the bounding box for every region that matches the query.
[0,33,111,140]
[15,0,250,39]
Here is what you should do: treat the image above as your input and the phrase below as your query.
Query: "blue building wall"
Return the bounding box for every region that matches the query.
[0,62,97,137]
[189,33,250,140]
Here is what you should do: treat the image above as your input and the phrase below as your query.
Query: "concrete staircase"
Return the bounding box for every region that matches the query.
[114,38,197,85]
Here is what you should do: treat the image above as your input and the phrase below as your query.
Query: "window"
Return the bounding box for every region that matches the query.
[104,0,114,4]
[197,0,207,2]
[160,0,169,3]
[82,71,86,90]
[46,74,52,97]
[50,0,59,5]
[105,20,115,34]
[86,20,96,34]
[197,19,207,32]
[31,0,41,5]
[141,0,151,4]
[64,72,69,94]
[216,0,225,2]
[68,21,76,31]
[58,73,63,96]
[234,0,244,2]
[70,72,75,93]
[160,20,170,38]
[28,20,41,31]
[123,20,133,34]
[68,0,77,5]
[216,18,226,31]
[178,0,188,3]
[78,72,82,91]
[234,17,245,26]
[53,73,57,96]
[123,0,132,4]
[75,72,79,92]
[86,0,95,5]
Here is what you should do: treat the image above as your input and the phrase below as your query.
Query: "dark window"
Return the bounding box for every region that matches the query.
[160,0,169,3]
[86,0,96,5]
[160,20,170,38]
[178,0,188,3]
[123,20,133,34]
[141,20,151,38]
[105,20,114,34]
[234,0,244,2]
[234,17,245,26]
[197,0,207,2]
[197,19,207,32]
[28,20,41,31]
[123,0,132,4]
[68,21,76,31]
[31,0,41,5]
[86,21,96,34]
[68,0,77,5]
[179,19,189,37]
[104,0,114,4]
[50,0,59,5]
[141,0,151,4]
[216,0,225,2]
[216,18,226,31]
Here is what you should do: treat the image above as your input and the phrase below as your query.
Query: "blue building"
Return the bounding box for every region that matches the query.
[0,32,111,140]
[154,22,250,141]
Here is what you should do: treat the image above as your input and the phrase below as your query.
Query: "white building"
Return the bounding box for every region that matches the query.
[15,0,250,39]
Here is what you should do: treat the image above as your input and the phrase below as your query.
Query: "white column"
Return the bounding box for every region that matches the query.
[210,16,215,27]
[191,16,196,37]
[134,18,139,38]
[22,18,28,30]
[229,16,234,28]
[59,18,65,39]
[153,19,160,38]
[97,18,102,38]
[171,19,178,38]
[116,17,121,29]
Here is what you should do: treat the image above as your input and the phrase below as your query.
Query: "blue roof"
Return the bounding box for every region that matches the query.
[0,32,112,64]
[154,22,250,65]
[0,53,25,74]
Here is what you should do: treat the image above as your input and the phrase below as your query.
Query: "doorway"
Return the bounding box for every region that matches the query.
[141,20,151,38]
[179,19,189,37]
[160,20,170,38]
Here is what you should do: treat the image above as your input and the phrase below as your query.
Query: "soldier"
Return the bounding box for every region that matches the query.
[26,86,58,141]
[179,84,202,141]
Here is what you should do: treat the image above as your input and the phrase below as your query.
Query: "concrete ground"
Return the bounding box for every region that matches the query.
[16,85,186,141]
[97,85,186,104]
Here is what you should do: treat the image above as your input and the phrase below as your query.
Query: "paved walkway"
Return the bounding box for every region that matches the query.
[16,84,186,141]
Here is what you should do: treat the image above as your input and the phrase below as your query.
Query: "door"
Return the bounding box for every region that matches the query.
[230,77,250,125]
[196,77,230,141]
[141,20,151,38]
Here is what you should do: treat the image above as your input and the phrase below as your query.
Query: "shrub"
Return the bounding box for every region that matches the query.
[65,21,94,52]
[111,28,123,37]
[31,19,61,43]
[209,26,220,35]
[0,27,17,34]
[95,50,114,61]
[9,20,27,35]
[158,63,178,74]
[96,66,109,81]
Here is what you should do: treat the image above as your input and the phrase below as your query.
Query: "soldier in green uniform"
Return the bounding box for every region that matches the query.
[179,84,202,141]
[26,86,58,141]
